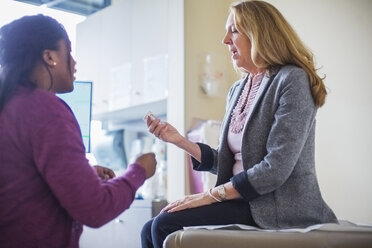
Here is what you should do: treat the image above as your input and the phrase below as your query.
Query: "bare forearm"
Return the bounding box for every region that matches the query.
[163,182,242,213]
[174,136,202,162]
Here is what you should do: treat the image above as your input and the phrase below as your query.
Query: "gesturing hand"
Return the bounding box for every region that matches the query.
[93,165,116,181]
[143,112,183,145]
[134,152,157,179]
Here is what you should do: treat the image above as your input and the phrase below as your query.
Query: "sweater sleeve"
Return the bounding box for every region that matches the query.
[191,143,215,171]
[32,114,146,228]
[230,171,260,201]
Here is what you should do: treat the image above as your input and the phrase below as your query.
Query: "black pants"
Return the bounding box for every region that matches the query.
[141,199,256,248]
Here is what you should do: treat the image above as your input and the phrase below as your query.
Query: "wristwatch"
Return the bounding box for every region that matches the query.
[217,184,227,201]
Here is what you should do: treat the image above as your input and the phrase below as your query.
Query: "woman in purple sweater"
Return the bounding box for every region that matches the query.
[0,15,157,247]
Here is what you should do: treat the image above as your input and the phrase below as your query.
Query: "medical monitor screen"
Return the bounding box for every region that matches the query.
[57,81,92,153]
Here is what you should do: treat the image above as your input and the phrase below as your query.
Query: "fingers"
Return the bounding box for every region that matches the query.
[134,153,157,179]
[101,167,115,179]
[143,111,155,123]
[161,200,187,213]
[135,153,156,165]
[143,112,166,138]
[143,111,157,130]
[160,198,193,213]
[153,122,167,139]
[107,169,116,179]
[161,193,213,213]
[149,120,167,139]
[149,119,165,135]
[93,166,116,181]
[148,118,160,134]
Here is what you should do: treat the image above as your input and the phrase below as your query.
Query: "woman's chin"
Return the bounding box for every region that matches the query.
[232,61,244,71]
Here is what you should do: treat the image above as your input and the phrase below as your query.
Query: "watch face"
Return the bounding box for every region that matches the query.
[217,185,226,201]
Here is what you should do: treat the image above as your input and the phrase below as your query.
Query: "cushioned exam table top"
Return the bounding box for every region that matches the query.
[164,220,372,248]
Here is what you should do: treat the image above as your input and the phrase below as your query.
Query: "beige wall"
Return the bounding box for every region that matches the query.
[266,0,372,224]
[183,0,237,195]
[184,0,238,131]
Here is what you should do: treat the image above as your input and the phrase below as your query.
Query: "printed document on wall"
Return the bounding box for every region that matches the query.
[143,54,168,103]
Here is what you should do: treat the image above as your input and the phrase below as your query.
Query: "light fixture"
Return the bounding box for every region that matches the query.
[14,0,111,16]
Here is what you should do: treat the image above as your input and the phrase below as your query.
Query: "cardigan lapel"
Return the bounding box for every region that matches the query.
[243,74,272,128]
[220,76,249,143]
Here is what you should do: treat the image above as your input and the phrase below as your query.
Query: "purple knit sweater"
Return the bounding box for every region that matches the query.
[0,87,146,248]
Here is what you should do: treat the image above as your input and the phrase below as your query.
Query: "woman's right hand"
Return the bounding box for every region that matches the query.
[143,112,202,162]
[134,153,157,179]
[144,113,184,145]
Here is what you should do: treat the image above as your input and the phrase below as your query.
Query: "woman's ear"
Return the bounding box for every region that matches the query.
[42,50,58,67]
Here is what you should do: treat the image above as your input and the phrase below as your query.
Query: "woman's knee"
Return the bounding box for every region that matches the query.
[141,218,153,239]
[151,212,183,236]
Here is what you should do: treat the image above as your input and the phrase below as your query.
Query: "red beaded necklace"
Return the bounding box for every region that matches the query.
[229,72,264,133]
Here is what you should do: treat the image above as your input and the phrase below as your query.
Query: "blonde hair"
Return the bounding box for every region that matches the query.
[231,0,327,107]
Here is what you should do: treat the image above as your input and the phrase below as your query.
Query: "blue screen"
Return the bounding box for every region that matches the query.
[57,81,92,153]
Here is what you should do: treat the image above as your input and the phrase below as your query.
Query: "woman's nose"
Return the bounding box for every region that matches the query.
[222,33,231,45]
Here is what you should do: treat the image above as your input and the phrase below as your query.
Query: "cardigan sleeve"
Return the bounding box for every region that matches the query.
[191,143,215,172]
[231,171,260,201]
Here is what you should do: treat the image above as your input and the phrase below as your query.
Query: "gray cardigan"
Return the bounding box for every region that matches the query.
[192,65,337,229]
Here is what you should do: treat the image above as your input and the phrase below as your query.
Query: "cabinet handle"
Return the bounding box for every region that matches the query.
[115,219,125,224]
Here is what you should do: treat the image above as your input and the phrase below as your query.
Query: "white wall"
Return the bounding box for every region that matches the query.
[167,0,186,202]
[267,0,372,224]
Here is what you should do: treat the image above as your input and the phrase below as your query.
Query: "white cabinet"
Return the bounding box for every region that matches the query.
[76,0,186,202]
[79,199,167,248]
[76,0,235,202]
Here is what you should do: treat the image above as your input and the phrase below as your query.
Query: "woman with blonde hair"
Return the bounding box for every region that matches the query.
[141,1,337,247]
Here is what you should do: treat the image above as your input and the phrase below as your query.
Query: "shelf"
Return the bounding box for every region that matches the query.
[93,98,167,131]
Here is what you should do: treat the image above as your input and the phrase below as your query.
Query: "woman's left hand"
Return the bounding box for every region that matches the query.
[93,165,116,181]
[161,191,217,213]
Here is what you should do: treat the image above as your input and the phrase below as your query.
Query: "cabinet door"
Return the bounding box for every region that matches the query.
[79,200,153,248]
[79,222,116,248]
[111,206,152,248]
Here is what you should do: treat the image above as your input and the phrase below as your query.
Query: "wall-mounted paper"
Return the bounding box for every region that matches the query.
[143,54,168,103]
[109,63,132,110]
